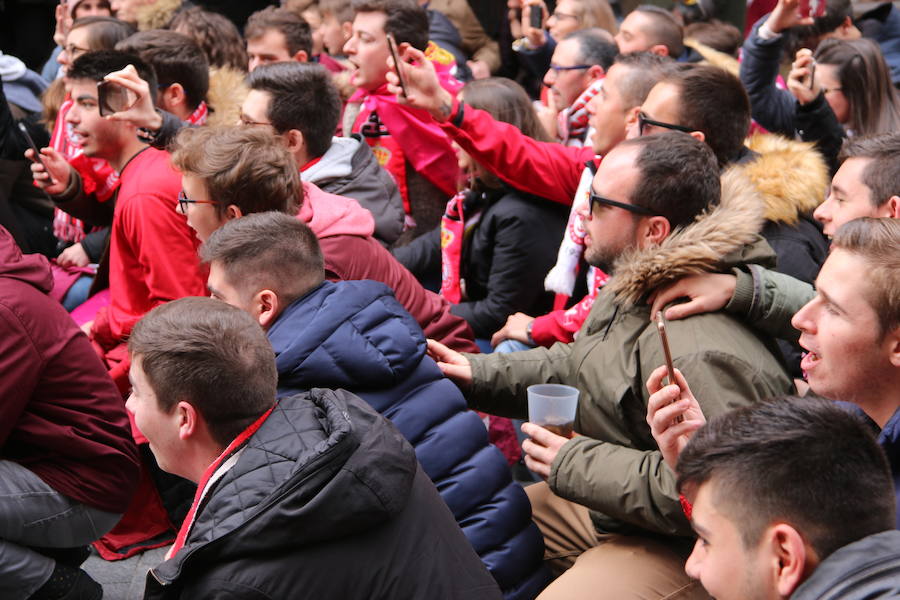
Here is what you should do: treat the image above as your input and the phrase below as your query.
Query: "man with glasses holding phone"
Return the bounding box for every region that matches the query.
[428,131,793,600]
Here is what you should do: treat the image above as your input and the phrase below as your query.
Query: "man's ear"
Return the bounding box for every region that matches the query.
[587,64,605,83]
[640,215,671,247]
[650,44,669,57]
[292,49,309,62]
[160,82,187,111]
[176,400,200,441]
[625,105,641,129]
[341,21,353,42]
[883,195,900,219]
[766,523,813,597]
[283,129,306,157]
[254,289,281,329]
[885,326,900,368]
[223,204,244,221]
[689,130,706,144]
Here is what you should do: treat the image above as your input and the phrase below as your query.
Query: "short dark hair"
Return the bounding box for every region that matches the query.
[839,133,900,208]
[169,7,249,72]
[633,5,685,57]
[245,6,313,57]
[564,28,618,71]
[68,49,157,93]
[116,30,209,110]
[129,297,278,448]
[70,16,136,51]
[247,62,341,158]
[612,52,676,109]
[620,131,721,229]
[351,0,429,51]
[678,396,895,562]
[200,212,325,307]
[170,126,302,217]
[664,65,750,167]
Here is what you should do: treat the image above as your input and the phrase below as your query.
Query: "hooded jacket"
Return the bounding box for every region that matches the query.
[301,135,405,246]
[466,169,793,538]
[790,530,900,599]
[300,182,479,353]
[269,280,549,600]
[0,226,139,514]
[143,388,503,600]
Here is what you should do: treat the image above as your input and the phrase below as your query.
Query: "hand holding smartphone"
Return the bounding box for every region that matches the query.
[656,312,684,424]
[18,123,54,184]
[386,33,409,100]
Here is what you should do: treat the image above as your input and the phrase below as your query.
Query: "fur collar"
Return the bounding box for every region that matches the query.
[740,134,829,225]
[206,67,248,128]
[607,167,766,306]
[137,0,183,30]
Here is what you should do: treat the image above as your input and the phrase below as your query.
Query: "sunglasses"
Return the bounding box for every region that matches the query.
[178,190,217,214]
[637,112,694,136]
[589,191,654,216]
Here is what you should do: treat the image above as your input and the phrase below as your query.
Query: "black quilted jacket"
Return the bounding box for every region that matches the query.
[142,388,502,600]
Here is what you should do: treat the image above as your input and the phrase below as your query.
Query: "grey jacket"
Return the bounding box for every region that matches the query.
[302,135,405,246]
[791,530,900,599]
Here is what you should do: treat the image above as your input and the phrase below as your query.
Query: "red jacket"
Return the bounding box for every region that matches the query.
[437,104,596,206]
[300,183,478,353]
[95,148,207,345]
[0,226,140,513]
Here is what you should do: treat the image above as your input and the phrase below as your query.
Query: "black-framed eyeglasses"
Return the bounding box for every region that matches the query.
[238,114,273,128]
[178,190,217,213]
[547,63,593,75]
[637,112,694,136]
[589,191,654,216]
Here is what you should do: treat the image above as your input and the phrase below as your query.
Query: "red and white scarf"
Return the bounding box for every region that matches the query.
[557,78,604,148]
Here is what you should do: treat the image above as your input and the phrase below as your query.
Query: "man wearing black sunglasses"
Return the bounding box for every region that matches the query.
[428,132,792,600]
[630,65,830,379]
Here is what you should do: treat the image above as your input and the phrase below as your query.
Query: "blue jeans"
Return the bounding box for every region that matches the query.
[61,275,94,312]
[0,461,120,599]
[493,339,535,354]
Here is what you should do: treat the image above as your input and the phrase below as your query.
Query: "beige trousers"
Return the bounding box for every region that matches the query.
[526,482,710,600]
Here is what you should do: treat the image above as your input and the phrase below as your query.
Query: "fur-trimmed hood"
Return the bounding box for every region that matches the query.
[739,133,829,225]
[608,168,769,306]
[136,0,184,30]
[685,39,739,76]
[205,66,247,128]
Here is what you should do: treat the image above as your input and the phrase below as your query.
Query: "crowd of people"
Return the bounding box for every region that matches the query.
[0,0,898,598]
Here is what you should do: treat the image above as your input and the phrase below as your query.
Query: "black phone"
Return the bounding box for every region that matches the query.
[98,80,136,117]
[386,33,409,100]
[656,312,684,423]
[18,122,52,180]
[529,3,543,28]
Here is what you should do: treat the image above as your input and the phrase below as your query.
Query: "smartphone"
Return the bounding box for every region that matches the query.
[808,60,816,90]
[656,312,684,423]
[97,80,136,117]
[798,0,826,19]
[18,122,52,182]
[386,33,409,100]
[529,4,543,28]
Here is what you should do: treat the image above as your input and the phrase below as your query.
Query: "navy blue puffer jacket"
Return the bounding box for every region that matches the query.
[269,280,549,599]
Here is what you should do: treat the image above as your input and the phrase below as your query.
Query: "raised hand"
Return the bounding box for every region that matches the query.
[645,366,706,472]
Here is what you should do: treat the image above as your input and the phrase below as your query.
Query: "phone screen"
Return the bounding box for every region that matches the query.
[98,80,136,117]
[18,122,50,175]
[530,4,543,28]
[656,312,684,423]
[386,33,408,99]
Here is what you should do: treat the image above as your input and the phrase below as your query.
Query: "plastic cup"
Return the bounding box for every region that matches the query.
[527,384,579,438]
